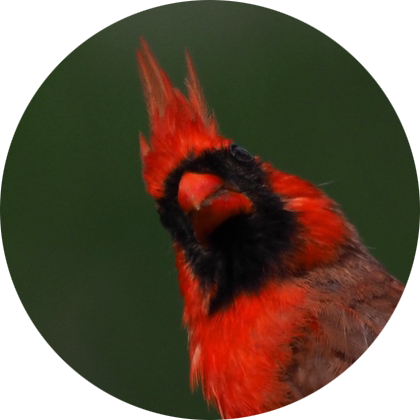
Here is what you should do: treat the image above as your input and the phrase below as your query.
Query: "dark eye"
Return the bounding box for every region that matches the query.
[230,144,254,162]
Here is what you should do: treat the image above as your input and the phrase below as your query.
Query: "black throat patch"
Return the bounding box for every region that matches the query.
[156,147,296,314]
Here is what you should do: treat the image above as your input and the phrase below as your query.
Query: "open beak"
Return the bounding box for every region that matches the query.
[177,172,253,242]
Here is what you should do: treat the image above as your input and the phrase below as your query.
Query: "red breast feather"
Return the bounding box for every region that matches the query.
[137,40,404,418]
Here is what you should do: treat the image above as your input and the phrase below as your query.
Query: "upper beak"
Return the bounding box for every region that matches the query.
[178,172,224,213]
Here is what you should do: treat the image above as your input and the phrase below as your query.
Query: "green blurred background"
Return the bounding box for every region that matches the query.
[1,2,418,418]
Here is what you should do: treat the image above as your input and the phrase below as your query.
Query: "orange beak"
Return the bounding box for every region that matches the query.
[177,172,253,242]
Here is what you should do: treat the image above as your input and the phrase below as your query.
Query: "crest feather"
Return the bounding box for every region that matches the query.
[185,50,210,126]
[137,38,173,118]
[139,132,150,162]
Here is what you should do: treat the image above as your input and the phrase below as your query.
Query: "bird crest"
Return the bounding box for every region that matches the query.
[137,39,231,198]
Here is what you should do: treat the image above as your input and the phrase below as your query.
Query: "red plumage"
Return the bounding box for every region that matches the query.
[137,39,404,418]
[137,39,227,199]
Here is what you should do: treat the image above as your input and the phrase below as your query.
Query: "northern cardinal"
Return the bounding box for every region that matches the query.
[137,39,404,418]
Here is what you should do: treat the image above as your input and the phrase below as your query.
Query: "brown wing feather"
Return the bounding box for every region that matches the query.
[281,247,404,401]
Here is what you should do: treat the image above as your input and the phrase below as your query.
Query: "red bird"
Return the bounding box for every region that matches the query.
[137,40,404,418]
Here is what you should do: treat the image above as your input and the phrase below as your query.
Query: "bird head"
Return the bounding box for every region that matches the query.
[137,40,353,312]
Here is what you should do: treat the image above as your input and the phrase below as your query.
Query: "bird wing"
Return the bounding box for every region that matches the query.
[280,260,404,402]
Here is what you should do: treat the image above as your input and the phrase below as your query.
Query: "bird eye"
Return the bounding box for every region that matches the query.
[230,144,254,162]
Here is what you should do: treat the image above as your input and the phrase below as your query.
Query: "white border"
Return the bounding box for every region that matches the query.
[1,1,419,419]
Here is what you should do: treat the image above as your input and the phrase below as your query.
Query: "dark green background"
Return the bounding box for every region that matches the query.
[1,2,418,419]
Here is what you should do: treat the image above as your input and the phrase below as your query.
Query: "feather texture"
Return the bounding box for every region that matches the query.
[137,39,227,199]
